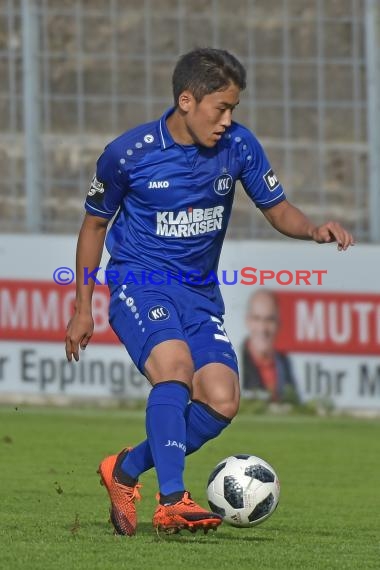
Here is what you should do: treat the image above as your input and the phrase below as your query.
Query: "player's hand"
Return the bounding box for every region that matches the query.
[65,311,94,362]
[311,221,354,251]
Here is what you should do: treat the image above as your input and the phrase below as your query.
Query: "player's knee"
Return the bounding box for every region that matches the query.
[145,357,194,385]
[208,394,240,420]
[166,359,194,383]
[144,340,194,385]
[218,399,239,419]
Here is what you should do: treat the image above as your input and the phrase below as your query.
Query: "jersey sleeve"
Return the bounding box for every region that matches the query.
[85,143,128,219]
[239,130,286,209]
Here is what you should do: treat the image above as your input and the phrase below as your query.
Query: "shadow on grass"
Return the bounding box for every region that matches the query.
[137,522,275,543]
[82,521,276,543]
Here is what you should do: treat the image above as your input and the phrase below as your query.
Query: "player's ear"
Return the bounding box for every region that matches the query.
[178,91,194,112]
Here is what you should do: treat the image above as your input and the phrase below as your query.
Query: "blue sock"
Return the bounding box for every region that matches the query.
[184,400,230,455]
[145,381,189,496]
[122,400,230,479]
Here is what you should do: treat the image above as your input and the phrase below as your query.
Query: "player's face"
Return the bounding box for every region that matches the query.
[180,83,241,147]
[246,294,279,355]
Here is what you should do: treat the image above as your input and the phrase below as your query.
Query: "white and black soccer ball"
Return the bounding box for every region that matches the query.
[207,454,280,528]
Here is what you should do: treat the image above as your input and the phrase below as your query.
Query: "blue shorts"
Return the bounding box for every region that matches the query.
[108,281,238,375]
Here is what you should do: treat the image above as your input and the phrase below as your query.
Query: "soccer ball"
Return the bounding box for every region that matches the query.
[207,454,280,527]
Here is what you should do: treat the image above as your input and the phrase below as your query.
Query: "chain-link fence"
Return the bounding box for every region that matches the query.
[0,0,378,240]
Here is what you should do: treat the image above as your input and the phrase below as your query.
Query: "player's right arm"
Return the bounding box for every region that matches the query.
[65,141,129,361]
[65,213,109,362]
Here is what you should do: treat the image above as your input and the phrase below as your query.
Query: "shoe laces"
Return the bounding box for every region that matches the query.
[132,483,143,501]
[180,491,194,506]
[118,482,142,502]
[155,491,196,507]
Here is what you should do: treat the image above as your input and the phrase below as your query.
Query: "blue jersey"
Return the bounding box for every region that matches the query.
[85,107,286,281]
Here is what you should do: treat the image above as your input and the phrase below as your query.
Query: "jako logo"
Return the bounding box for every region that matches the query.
[214,173,233,196]
[165,440,186,452]
[148,180,170,189]
[148,305,170,321]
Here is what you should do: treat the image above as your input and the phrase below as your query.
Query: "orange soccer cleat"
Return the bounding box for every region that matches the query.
[97,449,142,536]
[152,491,223,534]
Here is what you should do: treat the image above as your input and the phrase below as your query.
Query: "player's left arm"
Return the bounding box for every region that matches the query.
[261,199,354,251]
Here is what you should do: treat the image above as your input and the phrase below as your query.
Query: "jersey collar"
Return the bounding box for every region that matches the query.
[158,108,177,150]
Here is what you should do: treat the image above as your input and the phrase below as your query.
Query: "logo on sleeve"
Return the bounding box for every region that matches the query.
[214,174,233,196]
[88,175,105,197]
[263,169,280,192]
[148,306,170,321]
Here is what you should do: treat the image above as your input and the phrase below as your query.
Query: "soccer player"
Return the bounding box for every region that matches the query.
[65,48,354,536]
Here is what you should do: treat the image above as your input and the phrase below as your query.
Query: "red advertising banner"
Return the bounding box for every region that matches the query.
[275,290,380,355]
[0,280,117,343]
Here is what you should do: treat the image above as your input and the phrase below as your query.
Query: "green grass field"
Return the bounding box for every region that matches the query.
[0,406,379,570]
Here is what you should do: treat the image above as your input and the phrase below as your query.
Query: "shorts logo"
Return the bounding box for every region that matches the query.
[88,175,105,197]
[263,169,280,192]
[148,305,170,321]
[214,174,233,196]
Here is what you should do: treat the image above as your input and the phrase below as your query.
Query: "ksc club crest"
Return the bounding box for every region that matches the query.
[148,306,170,321]
[214,173,233,196]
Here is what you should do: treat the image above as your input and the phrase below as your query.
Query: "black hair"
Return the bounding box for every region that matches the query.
[172,48,246,105]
